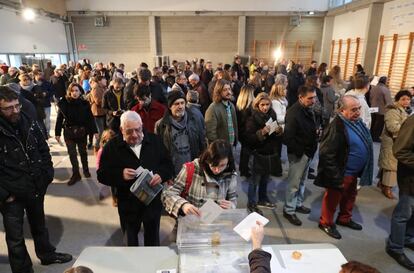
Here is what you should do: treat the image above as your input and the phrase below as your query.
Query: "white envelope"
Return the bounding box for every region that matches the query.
[199,199,223,224]
[233,212,269,241]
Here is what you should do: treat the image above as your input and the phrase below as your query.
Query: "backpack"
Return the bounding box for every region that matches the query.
[180,162,195,199]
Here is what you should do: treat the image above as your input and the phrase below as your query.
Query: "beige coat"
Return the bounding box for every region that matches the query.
[378,104,408,171]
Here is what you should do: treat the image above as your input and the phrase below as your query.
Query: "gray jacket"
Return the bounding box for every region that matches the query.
[321,83,338,119]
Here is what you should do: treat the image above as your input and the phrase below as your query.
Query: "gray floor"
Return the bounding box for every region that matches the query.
[0,109,409,273]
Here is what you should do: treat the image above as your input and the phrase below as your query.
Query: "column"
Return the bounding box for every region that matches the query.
[238,16,246,56]
[148,15,158,67]
[319,16,334,64]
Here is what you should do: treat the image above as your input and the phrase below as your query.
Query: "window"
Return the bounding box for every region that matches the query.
[0,54,9,65]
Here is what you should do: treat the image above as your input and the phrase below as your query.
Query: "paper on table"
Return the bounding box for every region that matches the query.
[262,246,287,273]
[233,212,269,241]
[279,248,347,273]
[199,199,223,224]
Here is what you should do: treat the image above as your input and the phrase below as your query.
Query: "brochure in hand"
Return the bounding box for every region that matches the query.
[130,166,163,206]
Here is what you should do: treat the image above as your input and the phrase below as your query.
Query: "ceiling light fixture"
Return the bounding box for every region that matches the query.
[22,8,36,21]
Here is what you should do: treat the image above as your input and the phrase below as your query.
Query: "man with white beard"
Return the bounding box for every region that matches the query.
[155,91,206,175]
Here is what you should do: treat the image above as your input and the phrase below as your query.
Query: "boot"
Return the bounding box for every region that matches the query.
[382,186,396,199]
[68,172,81,186]
[83,168,91,178]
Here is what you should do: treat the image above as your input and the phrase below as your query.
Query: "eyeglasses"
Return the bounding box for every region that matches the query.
[125,128,142,135]
[0,103,22,112]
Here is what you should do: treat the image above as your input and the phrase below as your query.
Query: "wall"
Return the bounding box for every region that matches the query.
[0,8,68,53]
[380,0,414,36]
[331,8,369,40]
[72,16,150,71]
[24,0,67,16]
[66,0,329,12]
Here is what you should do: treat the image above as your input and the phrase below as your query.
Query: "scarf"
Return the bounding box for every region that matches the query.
[339,114,374,186]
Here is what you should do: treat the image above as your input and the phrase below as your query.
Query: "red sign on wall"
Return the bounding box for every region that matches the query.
[78,44,87,51]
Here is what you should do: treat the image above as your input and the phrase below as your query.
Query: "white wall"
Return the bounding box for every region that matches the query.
[66,0,329,12]
[0,9,68,53]
[331,7,369,40]
[380,0,414,36]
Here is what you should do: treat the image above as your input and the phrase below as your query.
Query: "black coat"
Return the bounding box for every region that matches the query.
[314,116,350,189]
[149,81,167,105]
[236,106,252,144]
[103,88,127,131]
[287,71,305,106]
[283,101,318,158]
[55,97,97,136]
[245,109,280,155]
[124,77,138,109]
[97,134,173,215]
[201,69,214,87]
[0,112,53,201]
[50,74,68,99]
[248,249,271,273]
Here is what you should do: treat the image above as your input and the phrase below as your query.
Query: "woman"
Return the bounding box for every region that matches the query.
[249,72,262,97]
[161,140,237,218]
[317,62,328,82]
[305,75,324,128]
[329,65,346,95]
[80,70,91,93]
[89,75,108,153]
[269,74,288,157]
[378,90,412,199]
[55,83,97,185]
[245,93,282,215]
[236,84,255,177]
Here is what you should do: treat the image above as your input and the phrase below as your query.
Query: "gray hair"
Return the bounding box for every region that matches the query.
[188,73,199,82]
[120,111,142,128]
[338,94,359,111]
[274,74,288,87]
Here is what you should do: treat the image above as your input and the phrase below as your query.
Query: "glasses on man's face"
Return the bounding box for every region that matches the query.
[0,103,22,112]
[125,128,142,135]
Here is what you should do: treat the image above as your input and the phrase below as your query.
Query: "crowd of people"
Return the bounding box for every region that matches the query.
[0,55,414,273]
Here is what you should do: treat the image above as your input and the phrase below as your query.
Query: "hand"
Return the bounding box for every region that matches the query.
[251,221,264,250]
[94,133,99,140]
[5,195,15,203]
[219,199,232,209]
[112,111,118,116]
[261,126,270,135]
[149,174,162,187]
[55,136,61,144]
[182,203,201,217]
[275,126,283,135]
[122,168,137,181]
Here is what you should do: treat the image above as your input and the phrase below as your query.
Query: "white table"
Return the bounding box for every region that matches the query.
[74,243,347,273]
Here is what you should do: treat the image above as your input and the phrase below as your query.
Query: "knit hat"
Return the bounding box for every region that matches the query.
[167,90,186,108]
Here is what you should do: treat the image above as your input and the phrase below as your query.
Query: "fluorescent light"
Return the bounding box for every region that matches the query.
[22,8,36,21]
[308,11,315,15]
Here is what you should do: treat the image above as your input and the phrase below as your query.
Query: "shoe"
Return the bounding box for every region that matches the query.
[247,203,263,215]
[296,206,311,214]
[83,169,91,178]
[283,212,302,226]
[257,201,276,209]
[309,167,315,173]
[67,172,81,186]
[319,224,342,239]
[41,252,73,265]
[307,173,316,180]
[377,181,383,189]
[87,143,93,150]
[406,244,414,251]
[386,248,414,270]
[382,186,396,199]
[336,219,362,230]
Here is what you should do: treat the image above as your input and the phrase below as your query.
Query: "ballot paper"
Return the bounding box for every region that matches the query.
[199,199,223,224]
[130,166,163,206]
[262,246,288,273]
[265,117,280,135]
[370,76,379,86]
[369,107,379,113]
[233,212,269,241]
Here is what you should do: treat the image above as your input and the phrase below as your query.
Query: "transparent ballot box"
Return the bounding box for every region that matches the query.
[179,245,251,273]
[176,209,248,249]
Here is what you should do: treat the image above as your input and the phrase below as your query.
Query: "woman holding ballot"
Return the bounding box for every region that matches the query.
[245,92,283,215]
[161,139,237,217]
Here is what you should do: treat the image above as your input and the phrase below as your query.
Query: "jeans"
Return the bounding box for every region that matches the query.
[284,154,311,214]
[387,194,414,254]
[0,196,55,273]
[43,107,51,136]
[94,116,106,148]
[65,137,88,173]
[248,174,269,204]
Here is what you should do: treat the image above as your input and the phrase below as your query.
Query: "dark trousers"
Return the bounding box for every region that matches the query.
[66,137,88,173]
[117,199,162,246]
[239,144,251,176]
[0,196,55,273]
[371,113,384,142]
[320,176,358,226]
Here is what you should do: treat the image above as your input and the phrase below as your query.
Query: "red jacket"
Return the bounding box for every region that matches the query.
[131,100,166,133]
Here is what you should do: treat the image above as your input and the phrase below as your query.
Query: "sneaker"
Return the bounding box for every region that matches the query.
[247,203,263,215]
[41,252,72,265]
[257,201,277,209]
[283,212,302,226]
[386,248,414,270]
[307,173,316,180]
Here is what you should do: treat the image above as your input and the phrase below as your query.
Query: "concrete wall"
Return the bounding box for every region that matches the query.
[0,8,68,53]
[380,0,414,36]
[66,0,329,12]
[331,8,369,40]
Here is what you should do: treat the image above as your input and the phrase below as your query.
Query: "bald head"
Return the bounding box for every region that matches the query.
[340,95,361,121]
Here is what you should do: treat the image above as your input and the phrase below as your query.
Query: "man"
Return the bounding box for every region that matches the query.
[231,55,245,82]
[189,73,210,115]
[283,86,318,226]
[0,66,19,85]
[315,96,373,239]
[346,75,371,129]
[369,76,393,142]
[386,115,414,270]
[205,79,238,146]
[139,68,167,105]
[0,86,72,273]
[131,84,166,133]
[155,91,206,175]
[97,111,173,246]
[306,60,318,77]
[94,62,110,82]
[103,77,127,132]
[186,89,204,124]
[201,60,214,87]
[50,68,68,101]
[42,61,54,81]
[171,73,188,95]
